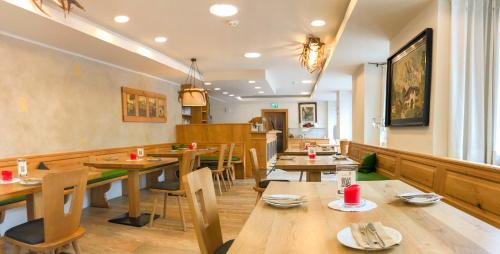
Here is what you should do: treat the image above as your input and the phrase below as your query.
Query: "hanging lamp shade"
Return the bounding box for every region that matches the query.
[179,58,208,107]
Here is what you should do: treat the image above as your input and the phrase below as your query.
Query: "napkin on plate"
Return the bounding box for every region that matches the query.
[350,222,398,249]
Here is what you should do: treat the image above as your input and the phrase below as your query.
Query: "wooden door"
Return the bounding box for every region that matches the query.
[261,109,288,153]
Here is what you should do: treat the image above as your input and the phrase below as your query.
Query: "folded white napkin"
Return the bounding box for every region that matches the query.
[350,222,398,249]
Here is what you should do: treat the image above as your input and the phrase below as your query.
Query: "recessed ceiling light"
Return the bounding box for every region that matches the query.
[301,91,310,95]
[209,4,238,17]
[204,82,212,85]
[114,15,129,23]
[214,87,221,91]
[229,94,234,97]
[154,36,167,43]
[248,80,256,84]
[244,52,261,58]
[310,19,326,27]
[258,91,264,94]
[301,80,314,84]
[254,86,261,89]
[222,91,229,95]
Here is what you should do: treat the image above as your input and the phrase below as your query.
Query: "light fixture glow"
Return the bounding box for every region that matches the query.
[229,94,234,97]
[254,86,261,89]
[204,82,212,85]
[258,91,264,94]
[214,87,221,91]
[222,91,229,95]
[209,4,238,17]
[310,19,326,27]
[114,15,129,23]
[299,36,325,73]
[248,80,256,84]
[301,80,314,84]
[301,91,310,95]
[244,52,261,58]
[154,36,167,43]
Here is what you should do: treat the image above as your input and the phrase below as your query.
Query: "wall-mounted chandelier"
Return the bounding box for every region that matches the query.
[31,0,85,16]
[178,58,208,107]
[299,36,326,73]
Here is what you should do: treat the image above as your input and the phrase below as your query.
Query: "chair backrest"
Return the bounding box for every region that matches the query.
[179,151,198,191]
[249,148,262,187]
[42,168,88,243]
[226,143,235,167]
[182,168,223,254]
[339,140,350,156]
[216,144,227,172]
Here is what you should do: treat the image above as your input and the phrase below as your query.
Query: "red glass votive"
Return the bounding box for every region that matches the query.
[189,144,194,150]
[344,184,361,205]
[308,153,316,159]
[130,153,137,160]
[1,170,13,181]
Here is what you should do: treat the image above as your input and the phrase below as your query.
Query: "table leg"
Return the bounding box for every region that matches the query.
[306,172,322,182]
[108,170,159,227]
[26,192,43,220]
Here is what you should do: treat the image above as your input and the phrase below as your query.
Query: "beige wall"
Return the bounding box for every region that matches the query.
[0,34,182,158]
[386,0,450,155]
[352,66,365,143]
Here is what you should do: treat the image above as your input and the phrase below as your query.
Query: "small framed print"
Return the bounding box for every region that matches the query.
[298,102,317,123]
[122,87,167,123]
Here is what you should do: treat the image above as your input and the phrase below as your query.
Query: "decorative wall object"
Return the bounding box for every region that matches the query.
[298,102,317,123]
[178,58,208,106]
[122,87,167,123]
[385,28,433,127]
[299,36,326,73]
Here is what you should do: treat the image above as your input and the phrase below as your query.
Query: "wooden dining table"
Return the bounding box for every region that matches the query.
[0,169,102,220]
[275,156,359,182]
[84,157,178,227]
[228,181,500,253]
[283,147,337,156]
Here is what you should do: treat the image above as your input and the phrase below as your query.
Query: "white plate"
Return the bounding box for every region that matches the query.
[328,199,378,212]
[0,178,20,184]
[19,178,42,186]
[398,192,441,205]
[337,226,402,251]
[262,194,303,200]
[265,200,305,208]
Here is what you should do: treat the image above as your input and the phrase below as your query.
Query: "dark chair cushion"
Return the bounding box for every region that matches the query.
[151,181,180,191]
[87,169,128,185]
[358,153,376,173]
[214,239,234,254]
[5,218,44,244]
[259,179,290,189]
[0,196,26,206]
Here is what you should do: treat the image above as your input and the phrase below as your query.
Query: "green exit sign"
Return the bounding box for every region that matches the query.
[271,103,279,109]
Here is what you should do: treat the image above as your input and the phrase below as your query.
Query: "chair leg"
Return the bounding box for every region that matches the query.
[72,240,82,254]
[220,172,228,191]
[225,169,233,187]
[163,193,168,219]
[255,192,262,205]
[177,196,186,232]
[299,171,304,182]
[149,194,158,227]
[231,165,236,181]
[215,173,223,195]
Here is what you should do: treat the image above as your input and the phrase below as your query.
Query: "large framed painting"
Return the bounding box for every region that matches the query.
[385,28,432,127]
[121,87,167,123]
[298,102,317,123]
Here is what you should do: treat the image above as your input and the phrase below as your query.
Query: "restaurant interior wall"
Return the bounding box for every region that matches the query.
[339,90,352,140]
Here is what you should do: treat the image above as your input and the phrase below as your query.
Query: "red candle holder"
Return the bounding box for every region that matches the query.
[344,184,361,205]
[188,144,194,150]
[130,153,137,160]
[1,170,13,181]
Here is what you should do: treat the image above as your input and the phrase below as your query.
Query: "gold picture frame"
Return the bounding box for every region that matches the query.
[121,87,167,123]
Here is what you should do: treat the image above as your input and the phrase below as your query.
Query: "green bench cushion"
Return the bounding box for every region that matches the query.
[200,156,240,162]
[0,196,26,206]
[356,172,389,181]
[87,169,128,185]
[359,153,376,173]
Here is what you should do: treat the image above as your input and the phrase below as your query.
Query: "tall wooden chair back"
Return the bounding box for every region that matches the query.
[216,144,228,172]
[178,150,198,191]
[182,168,223,254]
[339,140,350,156]
[249,148,262,187]
[42,168,88,243]
[226,143,235,168]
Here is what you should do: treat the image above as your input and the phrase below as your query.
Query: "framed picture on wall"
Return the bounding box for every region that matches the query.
[298,102,317,123]
[121,87,167,123]
[385,28,433,127]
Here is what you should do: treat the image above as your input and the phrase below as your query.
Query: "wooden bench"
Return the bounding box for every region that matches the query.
[348,142,500,228]
[0,143,173,222]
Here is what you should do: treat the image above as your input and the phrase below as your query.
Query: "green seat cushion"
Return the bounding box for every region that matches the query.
[0,196,26,206]
[200,156,240,162]
[358,153,376,173]
[87,169,128,185]
[356,172,389,181]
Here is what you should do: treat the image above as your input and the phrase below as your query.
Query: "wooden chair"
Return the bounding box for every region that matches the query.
[340,140,350,156]
[182,168,234,254]
[249,148,289,204]
[224,143,236,187]
[211,144,228,195]
[4,168,88,254]
[149,151,197,231]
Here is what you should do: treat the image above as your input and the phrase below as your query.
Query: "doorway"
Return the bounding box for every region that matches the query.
[261,109,288,153]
